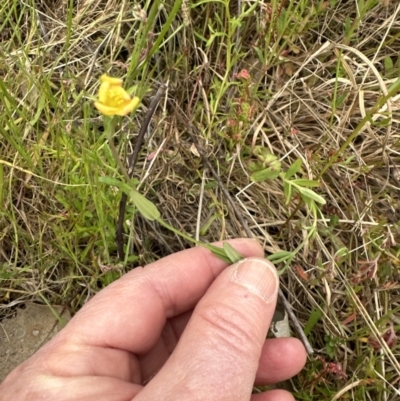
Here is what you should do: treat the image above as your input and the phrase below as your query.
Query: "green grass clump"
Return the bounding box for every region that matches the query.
[1,0,400,399]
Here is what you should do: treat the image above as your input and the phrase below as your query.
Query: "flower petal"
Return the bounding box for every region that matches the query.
[100,74,123,85]
[115,97,141,116]
[98,81,110,104]
[94,102,120,116]
[112,86,132,102]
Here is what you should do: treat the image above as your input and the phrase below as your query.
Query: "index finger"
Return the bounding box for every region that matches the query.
[64,238,264,353]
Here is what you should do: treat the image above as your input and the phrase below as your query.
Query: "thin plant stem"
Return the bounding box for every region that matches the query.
[105,117,130,181]
[116,85,166,260]
[109,138,130,182]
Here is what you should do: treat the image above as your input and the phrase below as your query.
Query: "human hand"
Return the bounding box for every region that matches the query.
[0,238,307,401]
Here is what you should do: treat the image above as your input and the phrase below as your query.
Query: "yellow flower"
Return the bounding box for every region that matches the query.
[94,74,140,116]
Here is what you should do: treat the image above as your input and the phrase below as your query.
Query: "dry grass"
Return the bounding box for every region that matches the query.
[1,0,400,399]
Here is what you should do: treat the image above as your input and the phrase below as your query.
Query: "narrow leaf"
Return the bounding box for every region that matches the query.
[223,242,244,263]
[207,244,232,263]
[0,163,3,206]
[283,181,292,205]
[300,193,313,208]
[388,76,400,93]
[98,176,132,194]
[290,179,320,187]
[285,159,302,179]
[251,167,280,182]
[267,251,293,262]
[384,56,394,73]
[129,189,160,221]
[304,308,323,336]
[298,187,326,204]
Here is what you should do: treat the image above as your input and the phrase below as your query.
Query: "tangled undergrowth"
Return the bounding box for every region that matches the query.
[1,0,400,399]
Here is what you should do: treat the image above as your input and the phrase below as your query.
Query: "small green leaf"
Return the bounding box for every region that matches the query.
[298,187,326,204]
[30,92,46,126]
[329,214,340,228]
[129,189,160,221]
[0,163,3,206]
[263,153,279,164]
[251,165,281,182]
[341,156,355,165]
[207,244,232,263]
[223,242,244,263]
[344,15,351,37]
[126,84,139,96]
[334,92,348,109]
[304,308,323,336]
[384,56,394,73]
[283,181,292,204]
[204,180,217,190]
[285,159,302,179]
[371,117,391,128]
[98,176,122,187]
[248,161,262,172]
[126,255,140,263]
[267,251,293,263]
[388,76,400,93]
[290,179,320,187]
[98,176,132,194]
[276,9,287,36]
[335,247,349,259]
[252,146,266,157]
[200,213,220,236]
[300,193,313,208]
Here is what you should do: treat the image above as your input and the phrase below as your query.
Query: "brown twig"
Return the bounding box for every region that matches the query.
[116,84,167,260]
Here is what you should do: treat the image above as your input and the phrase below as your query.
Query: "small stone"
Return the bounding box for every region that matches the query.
[14,328,26,339]
[32,330,39,336]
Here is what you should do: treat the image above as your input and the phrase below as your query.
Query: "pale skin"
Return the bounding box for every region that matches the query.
[0,238,307,401]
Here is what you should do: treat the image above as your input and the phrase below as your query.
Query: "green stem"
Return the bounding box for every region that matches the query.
[109,139,130,182]
[105,117,130,182]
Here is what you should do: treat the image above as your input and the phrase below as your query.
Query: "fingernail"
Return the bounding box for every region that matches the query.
[231,257,279,304]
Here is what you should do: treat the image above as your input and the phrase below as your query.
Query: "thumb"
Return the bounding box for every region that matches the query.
[137,257,279,401]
